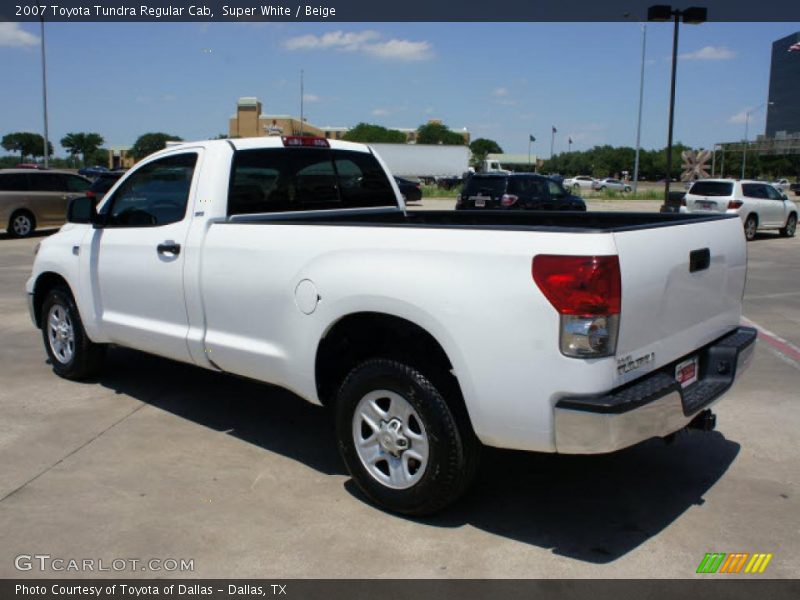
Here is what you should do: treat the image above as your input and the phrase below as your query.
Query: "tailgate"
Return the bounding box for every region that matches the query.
[611,215,747,386]
[685,194,729,214]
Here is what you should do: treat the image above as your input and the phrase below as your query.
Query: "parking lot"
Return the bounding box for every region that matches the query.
[0,204,798,579]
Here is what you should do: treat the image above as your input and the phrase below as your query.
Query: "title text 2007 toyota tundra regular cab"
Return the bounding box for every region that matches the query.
[27,137,755,515]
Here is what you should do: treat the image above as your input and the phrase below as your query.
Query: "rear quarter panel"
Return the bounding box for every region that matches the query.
[199,222,620,452]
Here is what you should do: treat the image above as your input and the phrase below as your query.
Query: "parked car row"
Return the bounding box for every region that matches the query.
[562,175,632,193]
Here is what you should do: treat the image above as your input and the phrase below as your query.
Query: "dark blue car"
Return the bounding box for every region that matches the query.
[456,173,586,211]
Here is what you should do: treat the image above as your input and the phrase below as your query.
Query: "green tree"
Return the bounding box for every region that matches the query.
[469,138,503,166]
[60,132,105,166]
[2,132,52,161]
[342,123,407,144]
[416,122,467,145]
[131,132,183,159]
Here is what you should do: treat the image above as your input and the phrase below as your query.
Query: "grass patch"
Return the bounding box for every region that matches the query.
[581,188,664,201]
[421,184,461,199]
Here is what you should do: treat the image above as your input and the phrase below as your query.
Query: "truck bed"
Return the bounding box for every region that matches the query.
[229,209,738,233]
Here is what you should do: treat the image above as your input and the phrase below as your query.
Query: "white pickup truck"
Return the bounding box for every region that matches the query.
[27,136,756,515]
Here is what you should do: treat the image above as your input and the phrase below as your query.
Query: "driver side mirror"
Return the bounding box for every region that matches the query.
[782,193,789,201]
[66,196,101,225]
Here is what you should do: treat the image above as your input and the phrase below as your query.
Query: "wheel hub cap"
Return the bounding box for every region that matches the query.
[47,304,75,364]
[352,389,429,489]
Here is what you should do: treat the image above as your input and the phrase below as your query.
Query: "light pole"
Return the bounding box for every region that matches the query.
[648,5,707,201]
[36,2,50,168]
[550,126,556,160]
[633,24,647,193]
[528,135,536,172]
[741,102,772,179]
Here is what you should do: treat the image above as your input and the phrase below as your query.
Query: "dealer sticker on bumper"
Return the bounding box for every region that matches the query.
[675,356,699,388]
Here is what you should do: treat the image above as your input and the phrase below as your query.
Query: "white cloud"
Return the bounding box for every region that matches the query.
[0,23,38,47]
[283,30,433,61]
[363,39,432,61]
[679,46,736,60]
[283,30,380,51]
[303,93,321,103]
[492,87,509,97]
[372,108,391,116]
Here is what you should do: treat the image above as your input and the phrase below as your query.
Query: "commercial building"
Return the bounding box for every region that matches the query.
[765,32,800,138]
[228,97,470,144]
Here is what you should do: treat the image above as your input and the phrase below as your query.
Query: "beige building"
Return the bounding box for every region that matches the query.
[228,97,470,144]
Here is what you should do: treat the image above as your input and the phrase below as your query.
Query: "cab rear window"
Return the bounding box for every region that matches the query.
[228,148,395,215]
[689,181,733,196]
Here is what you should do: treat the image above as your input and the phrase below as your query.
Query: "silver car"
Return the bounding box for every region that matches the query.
[0,169,91,237]
[592,178,632,192]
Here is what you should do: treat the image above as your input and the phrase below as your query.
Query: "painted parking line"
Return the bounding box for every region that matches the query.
[741,316,800,370]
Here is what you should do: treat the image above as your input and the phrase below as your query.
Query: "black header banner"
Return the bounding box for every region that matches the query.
[3,0,800,22]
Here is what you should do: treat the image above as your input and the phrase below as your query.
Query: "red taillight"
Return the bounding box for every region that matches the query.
[532,255,621,316]
[728,200,743,209]
[680,196,686,206]
[281,136,329,148]
[86,190,95,199]
[501,194,518,207]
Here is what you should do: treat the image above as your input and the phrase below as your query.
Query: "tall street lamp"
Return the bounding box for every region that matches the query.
[741,102,773,179]
[633,24,647,193]
[648,5,707,201]
[36,1,50,168]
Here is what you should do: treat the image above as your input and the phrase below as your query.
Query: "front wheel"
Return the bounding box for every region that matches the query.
[780,214,797,238]
[41,286,105,380]
[744,215,758,241]
[624,185,632,193]
[335,359,478,515]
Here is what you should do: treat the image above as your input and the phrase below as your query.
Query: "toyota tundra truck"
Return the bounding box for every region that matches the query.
[26,137,756,515]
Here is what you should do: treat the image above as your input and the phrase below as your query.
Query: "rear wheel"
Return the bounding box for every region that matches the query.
[8,210,35,238]
[780,213,797,238]
[40,286,105,380]
[335,359,478,515]
[744,215,758,241]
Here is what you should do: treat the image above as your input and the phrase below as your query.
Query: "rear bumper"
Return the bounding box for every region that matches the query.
[554,326,756,454]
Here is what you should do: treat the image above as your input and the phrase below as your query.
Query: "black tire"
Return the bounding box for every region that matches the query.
[40,286,105,380]
[780,213,797,238]
[744,215,758,241]
[8,210,36,238]
[335,359,479,516]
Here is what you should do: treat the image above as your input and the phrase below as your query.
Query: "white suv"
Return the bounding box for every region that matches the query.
[685,179,798,241]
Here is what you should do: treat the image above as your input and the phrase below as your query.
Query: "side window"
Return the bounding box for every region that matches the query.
[30,173,62,192]
[742,183,765,199]
[0,173,30,191]
[106,153,197,227]
[66,176,90,193]
[764,185,782,200]
[547,180,566,198]
[508,177,546,198]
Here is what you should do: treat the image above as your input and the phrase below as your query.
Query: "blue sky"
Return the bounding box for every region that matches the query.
[1,21,798,157]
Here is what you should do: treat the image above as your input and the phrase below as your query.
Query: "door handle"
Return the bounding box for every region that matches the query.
[157,242,181,256]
